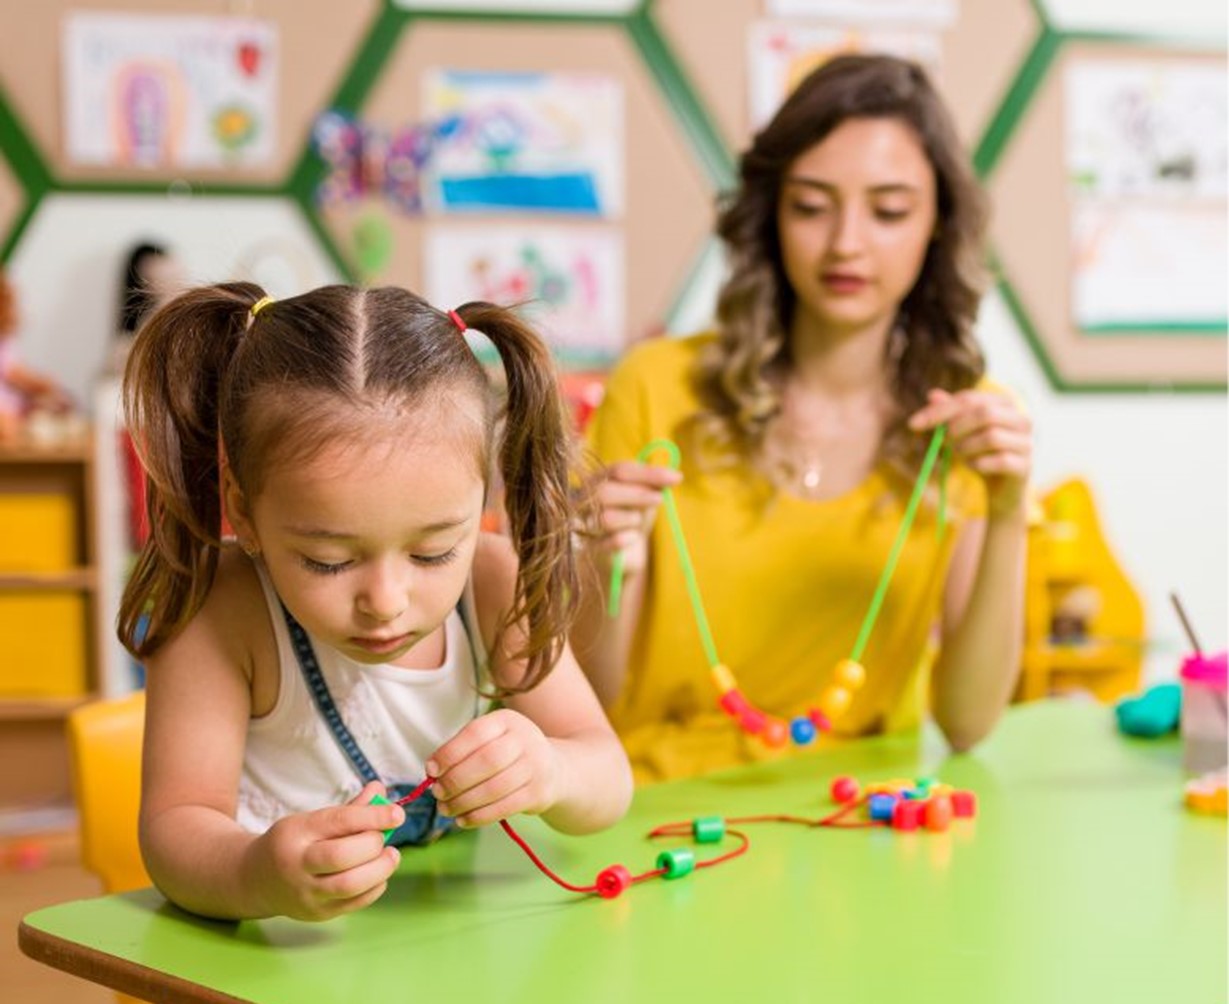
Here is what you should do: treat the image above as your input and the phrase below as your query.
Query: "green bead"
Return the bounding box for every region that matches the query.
[370,793,397,843]
[656,848,696,879]
[692,816,726,844]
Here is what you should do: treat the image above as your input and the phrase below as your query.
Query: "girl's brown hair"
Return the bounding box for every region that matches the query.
[119,283,577,695]
[695,53,988,485]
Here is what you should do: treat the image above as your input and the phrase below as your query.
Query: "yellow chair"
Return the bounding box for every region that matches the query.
[67,690,150,894]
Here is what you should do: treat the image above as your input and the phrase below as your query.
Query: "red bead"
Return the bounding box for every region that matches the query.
[891,800,923,831]
[950,790,978,818]
[718,689,750,718]
[739,707,766,734]
[595,864,632,899]
[761,718,789,747]
[830,775,860,804]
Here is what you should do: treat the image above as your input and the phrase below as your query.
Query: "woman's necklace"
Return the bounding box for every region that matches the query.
[607,432,950,747]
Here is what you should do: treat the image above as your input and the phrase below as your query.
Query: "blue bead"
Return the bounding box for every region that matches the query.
[790,716,817,745]
[868,793,898,821]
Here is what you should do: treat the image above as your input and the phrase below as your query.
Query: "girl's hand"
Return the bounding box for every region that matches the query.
[908,388,1032,519]
[427,709,566,828]
[582,460,682,576]
[250,781,404,921]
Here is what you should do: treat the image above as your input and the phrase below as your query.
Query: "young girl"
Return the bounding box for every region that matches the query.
[119,282,633,921]
[573,55,1032,783]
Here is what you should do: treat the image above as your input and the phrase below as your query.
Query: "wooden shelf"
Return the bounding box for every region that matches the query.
[0,569,97,590]
[0,439,92,463]
[0,696,97,721]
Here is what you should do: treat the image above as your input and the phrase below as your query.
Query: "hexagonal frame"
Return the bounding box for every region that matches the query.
[1,0,1219,391]
[975,2,1226,392]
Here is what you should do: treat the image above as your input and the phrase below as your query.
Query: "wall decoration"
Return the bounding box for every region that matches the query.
[62,12,277,169]
[748,21,942,129]
[1065,59,1227,331]
[424,226,625,366]
[423,70,623,216]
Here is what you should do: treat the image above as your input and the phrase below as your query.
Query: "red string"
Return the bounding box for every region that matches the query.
[396,776,749,896]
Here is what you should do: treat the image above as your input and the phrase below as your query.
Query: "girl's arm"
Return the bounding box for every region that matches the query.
[569,461,681,706]
[909,388,1032,751]
[429,534,634,834]
[139,553,403,920]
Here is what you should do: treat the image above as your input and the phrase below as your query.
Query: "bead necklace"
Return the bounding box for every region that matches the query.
[608,429,950,746]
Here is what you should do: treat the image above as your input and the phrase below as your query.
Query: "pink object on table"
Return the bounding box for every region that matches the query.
[1179,651,1227,774]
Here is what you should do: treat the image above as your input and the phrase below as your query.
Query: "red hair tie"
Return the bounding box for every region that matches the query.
[447,309,467,333]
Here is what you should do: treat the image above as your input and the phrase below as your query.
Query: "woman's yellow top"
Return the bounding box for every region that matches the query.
[585,334,986,784]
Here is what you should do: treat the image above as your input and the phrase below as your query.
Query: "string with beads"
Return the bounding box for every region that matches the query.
[608,431,951,746]
[382,771,977,899]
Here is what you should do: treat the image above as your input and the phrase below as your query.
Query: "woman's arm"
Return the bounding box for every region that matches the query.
[429,534,633,834]
[910,388,1033,751]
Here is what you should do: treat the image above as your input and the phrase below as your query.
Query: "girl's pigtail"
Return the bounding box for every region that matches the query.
[454,302,577,693]
[118,282,264,657]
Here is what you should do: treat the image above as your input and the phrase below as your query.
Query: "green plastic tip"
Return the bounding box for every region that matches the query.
[370,793,397,843]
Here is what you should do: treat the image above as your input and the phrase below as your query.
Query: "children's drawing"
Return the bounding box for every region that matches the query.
[425,226,624,366]
[62,12,277,168]
[423,70,623,217]
[748,21,942,129]
[1066,60,1227,331]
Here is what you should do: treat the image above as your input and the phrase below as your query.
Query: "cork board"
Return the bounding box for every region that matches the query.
[0,0,381,183]
[316,18,715,350]
[653,0,1040,151]
[989,40,1227,387]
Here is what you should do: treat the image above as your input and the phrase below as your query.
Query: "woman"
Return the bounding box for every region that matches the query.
[573,54,1032,783]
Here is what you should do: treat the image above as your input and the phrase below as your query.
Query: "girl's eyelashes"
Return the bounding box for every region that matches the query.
[874,207,911,222]
[413,547,459,567]
[788,201,831,217]
[300,556,352,575]
[298,547,460,574]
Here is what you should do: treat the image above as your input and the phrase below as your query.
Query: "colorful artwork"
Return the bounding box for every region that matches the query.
[423,70,623,217]
[311,111,459,213]
[62,13,277,168]
[748,21,942,129]
[424,227,625,366]
[1066,60,1227,331]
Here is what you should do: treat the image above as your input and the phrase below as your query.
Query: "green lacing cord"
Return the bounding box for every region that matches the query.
[848,427,948,663]
[607,428,950,674]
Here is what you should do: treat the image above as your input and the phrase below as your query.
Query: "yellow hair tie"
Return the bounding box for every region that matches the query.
[250,295,275,318]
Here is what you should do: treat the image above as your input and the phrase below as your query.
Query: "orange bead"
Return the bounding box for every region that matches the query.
[923,795,953,831]
[833,659,867,690]
[761,718,789,747]
[818,685,852,718]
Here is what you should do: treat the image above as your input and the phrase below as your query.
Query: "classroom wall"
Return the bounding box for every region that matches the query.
[0,0,1224,686]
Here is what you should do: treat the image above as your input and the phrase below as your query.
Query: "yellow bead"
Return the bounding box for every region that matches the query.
[818,685,852,718]
[833,659,867,690]
[710,663,736,693]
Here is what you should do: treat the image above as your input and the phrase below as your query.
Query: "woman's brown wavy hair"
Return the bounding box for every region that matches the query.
[119,283,578,696]
[694,53,988,487]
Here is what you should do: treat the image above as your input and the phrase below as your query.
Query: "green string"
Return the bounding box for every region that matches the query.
[607,440,721,669]
[607,428,950,674]
[848,426,947,663]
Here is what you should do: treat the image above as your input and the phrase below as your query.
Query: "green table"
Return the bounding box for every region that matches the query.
[19,701,1227,1003]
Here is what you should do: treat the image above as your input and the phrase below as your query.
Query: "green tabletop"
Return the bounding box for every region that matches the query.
[20,701,1227,1004]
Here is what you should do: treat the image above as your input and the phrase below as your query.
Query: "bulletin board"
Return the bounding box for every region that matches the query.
[0,0,1223,388]
[986,39,1226,389]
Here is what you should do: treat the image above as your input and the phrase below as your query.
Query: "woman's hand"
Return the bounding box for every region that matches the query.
[249,781,404,921]
[908,388,1032,519]
[582,460,682,576]
[427,709,570,828]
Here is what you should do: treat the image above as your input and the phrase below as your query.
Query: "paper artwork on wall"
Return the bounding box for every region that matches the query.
[748,21,942,129]
[425,226,625,366]
[1066,60,1227,331]
[422,70,623,217]
[62,12,278,169]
